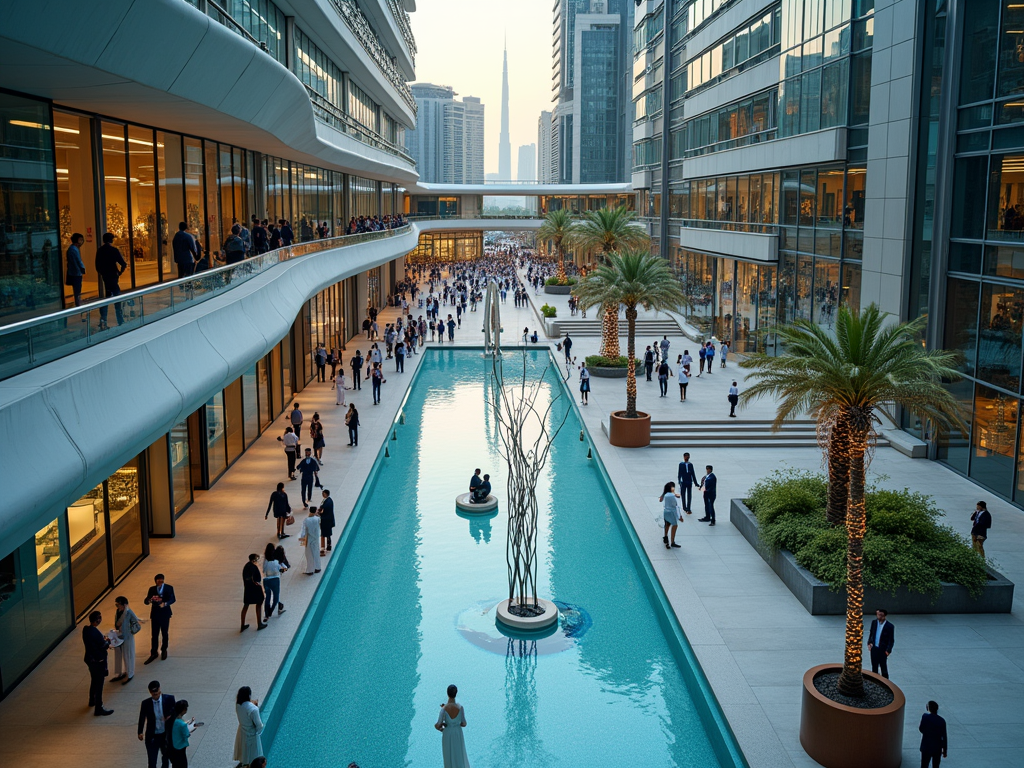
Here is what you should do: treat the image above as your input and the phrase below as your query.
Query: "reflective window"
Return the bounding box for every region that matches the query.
[959,0,999,104]
[295,27,344,109]
[970,384,1018,498]
[945,278,980,378]
[936,379,974,473]
[224,378,244,466]
[978,283,1024,391]
[157,132,184,282]
[950,156,987,239]
[100,122,130,285]
[108,458,142,581]
[242,365,259,448]
[206,390,227,482]
[985,243,1024,278]
[128,125,159,286]
[998,1,1024,98]
[987,153,1024,240]
[54,110,99,306]
[69,483,107,618]
[170,418,192,516]
[950,242,983,273]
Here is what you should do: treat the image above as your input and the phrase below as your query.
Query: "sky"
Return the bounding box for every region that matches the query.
[410,0,553,177]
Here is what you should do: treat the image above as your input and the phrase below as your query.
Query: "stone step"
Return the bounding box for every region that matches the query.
[648,436,891,449]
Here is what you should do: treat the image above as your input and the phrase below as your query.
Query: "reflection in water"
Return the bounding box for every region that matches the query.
[491,638,555,768]
[456,508,496,544]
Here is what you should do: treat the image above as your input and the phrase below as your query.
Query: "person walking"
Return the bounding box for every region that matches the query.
[563,333,573,363]
[579,362,591,406]
[659,335,670,362]
[138,681,175,768]
[434,684,470,768]
[677,358,689,401]
[728,381,740,417]
[350,350,363,390]
[705,342,716,373]
[971,501,992,558]
[334,368,347,406]
[143,574,175,664]
[168,700,194,768]
[315,345,327,382]
[346,404,360,446]
[319,489,336,555]
[265,482,291,540]
[299,507,322,575]
[65,232,87,307]
[867,609,895,679]
[296,448,320,508]
[698,466,717,525]
[83,610,113,715]
[276,427,298,479]
[371,363,384,405]
[233,687,265,767]
[171,222,198,278]
[919,700,948,768]
[110,595,140,685]
[262,543,286,618]
[368,344,382,378]
[644,347,655,382]
[720,341,729,368]
[289,404,304,449]
[661,482,683,550]
[657,359,672,397]
[95,232,127,329]
[240,554,267,632]
[395,338,406,372]
[310,413,325,464]
[697,344,707,376]
[677,453,697,514]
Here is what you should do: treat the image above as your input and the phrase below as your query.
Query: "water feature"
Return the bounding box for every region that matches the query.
[264,348,744,768]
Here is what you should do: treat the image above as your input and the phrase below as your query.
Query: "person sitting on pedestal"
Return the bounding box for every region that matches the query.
[478,474,492,502]
[469,469,487,503]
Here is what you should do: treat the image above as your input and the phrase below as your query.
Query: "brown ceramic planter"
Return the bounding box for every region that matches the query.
[608,411,651,447]
[799,664,905,768]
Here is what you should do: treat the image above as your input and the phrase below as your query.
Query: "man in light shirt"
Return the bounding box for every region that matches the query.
[728,381,740,417]
[139,680,175,768]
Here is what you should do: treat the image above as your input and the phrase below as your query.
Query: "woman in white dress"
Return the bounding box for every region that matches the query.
[434,684,470,768]
[334,369,346,406]
[110,595,139,684]
[299,507,321,574]
[233,686,264,767]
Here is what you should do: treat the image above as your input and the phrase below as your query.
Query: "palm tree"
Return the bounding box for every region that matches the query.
[574,249,686,417]
[537,209,576,281]
[572,206,650,358]
[739,304,965,697]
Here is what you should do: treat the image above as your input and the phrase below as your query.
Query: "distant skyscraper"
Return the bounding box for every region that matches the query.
[537,111,553,183]
[517,144,536,181]
[408,83,484,183]
[498,43,512,180]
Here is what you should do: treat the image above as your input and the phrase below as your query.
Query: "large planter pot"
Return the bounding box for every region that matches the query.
[544,284,573,294]
[590,366,628,378]
[800,665,905,768]
[608,411,651,447]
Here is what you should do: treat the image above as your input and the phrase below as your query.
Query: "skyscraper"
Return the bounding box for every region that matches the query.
[537,111,553,183]
[517,143,536,181]
[498,43,512,180]
[408,83,485,183]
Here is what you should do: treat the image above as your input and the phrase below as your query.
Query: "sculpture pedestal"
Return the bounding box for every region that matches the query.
[455,493,498,513]
[496,598,559,631]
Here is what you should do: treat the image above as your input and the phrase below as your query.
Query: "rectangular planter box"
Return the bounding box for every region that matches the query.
[730,499,1015,615]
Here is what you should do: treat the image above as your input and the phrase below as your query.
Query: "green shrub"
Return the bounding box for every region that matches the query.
[540,304,557,318]
[744,469,988,599]
[584,354,642,368]
[545,276,577,286]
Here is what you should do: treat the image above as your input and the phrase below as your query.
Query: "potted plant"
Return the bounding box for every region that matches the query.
[574,249,686,447]
[740,304,964,768]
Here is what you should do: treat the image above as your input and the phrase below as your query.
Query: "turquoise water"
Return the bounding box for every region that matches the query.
[266,349,740,768]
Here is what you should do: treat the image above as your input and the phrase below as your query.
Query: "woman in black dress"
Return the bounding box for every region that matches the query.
[240,554,267,632]
[310,412,326,463]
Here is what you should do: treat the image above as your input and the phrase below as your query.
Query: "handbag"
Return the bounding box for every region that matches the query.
[297,536,307,547]
[286,514,296,525]
[129,613,142,635]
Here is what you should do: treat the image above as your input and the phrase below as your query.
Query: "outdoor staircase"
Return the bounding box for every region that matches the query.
[649,418,892,449]
[554,317,683,338]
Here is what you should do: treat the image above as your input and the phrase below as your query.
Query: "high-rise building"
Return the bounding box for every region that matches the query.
[498,44,512,180]
[408,83,485,183]
[551,0,634,183]
[517,144,536,181]
[537,110,553,183]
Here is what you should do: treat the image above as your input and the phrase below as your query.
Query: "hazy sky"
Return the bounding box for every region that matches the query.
[410,0,553,176]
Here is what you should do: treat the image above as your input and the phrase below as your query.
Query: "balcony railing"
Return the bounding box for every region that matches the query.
[329,0,417,115]
[306,87,414,164]
[385,0,417,62]
[0,226,411,381]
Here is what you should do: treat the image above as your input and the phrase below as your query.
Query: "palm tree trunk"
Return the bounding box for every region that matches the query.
[555,242,566,281]
[826,414,852,525]
[600,303,620,358]
[625,306,638,418]
[837,422,868,698]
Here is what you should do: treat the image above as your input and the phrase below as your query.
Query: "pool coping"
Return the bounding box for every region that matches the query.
[260,345,749,768]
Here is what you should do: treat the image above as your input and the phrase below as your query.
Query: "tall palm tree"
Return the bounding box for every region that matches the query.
[739,304,964,697]
[574,249,686,418]
[537,209,576,281]
[572,206,650,358]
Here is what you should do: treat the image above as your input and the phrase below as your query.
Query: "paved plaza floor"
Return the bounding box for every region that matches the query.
[1,267,1020,768]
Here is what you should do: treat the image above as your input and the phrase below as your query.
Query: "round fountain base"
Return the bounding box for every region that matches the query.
[455,493,498,513]
[496,598,559,631]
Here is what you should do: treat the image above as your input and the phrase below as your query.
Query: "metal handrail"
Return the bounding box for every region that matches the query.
[305,86,414,164]
[385,0,417,60]
[0,226,411,381]
[406,214,543,220]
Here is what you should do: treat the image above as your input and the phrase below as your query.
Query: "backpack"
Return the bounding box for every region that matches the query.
[225,234,244,254]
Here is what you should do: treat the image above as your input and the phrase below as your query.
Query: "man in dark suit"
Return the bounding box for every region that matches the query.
[919,700,948,768]
[82,610,113,715]
[867,608,895,678]
[677,452,698,514]
[138,680,175,768]
[144,574,176,664]
[698,465,717,525]
[970,500,992,558]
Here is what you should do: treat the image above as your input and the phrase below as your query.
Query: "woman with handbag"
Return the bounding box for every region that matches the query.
[262,543,287,617]
[240,554,267,632]
[310,413,326,464]
[110,595,140,684]
[298,507,322,575]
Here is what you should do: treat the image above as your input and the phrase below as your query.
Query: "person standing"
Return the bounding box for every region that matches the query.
[95,232,127,329]
[644,346,655,382]
[111,595,140,685]
[299,507,322,575]
[371,363,384,405]
[698,466,717,525]
[867,608,895,679]
[579,362,591,406]
[661,482,683,550]
[262,543,286,618]
[970,501,992,558]
[168,700,194,768]
[171,222,198,278]
[289,403,304,449]
[276,427,298,479]
[657,359,672,397]
[705,342,716,373]
[447,315,456,341]
[677,359,689,402]
[296,448,320,508]
[346,404,360,446]
[65,232,87,307]
[334,367,347,406]
[396,339,406,372]
[310,413,325,464]
[434,684,470,768]
[659,335,670,362]
[233,687,265,767]
[265,482,291,540]
[240,554,267,632]
[350,350,363,390]
[83,610,113,715]
[138,681,175,768]
[315,345,327,382]
[144,574,175,664]
[728,381,740,417]
[919,700,948,768]
[563,333,573,363]
[720,341,730,368]
[697,344,707,376]
[677,453,697,514]
[319,489,336,555]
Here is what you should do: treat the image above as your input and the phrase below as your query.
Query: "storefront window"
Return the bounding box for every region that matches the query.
[128,125,159,287]
[204,141,221,254]
[242,365,259,448]
[813,257,840,327]
[970,384,1018,498]
[257,356,271,430]
[69,483,107,618]
[55,110,99,306]
[108,458,143,581]
[998,0,1024,98]
[100,122,130,287]
[734,261,758,353]
[978,283,1024,391]
[937,379,974,472]
[951,156,988,239]
[959,0,998,104]
[170,418,192,516]
[714,257,735,340]
[225,378,244,465]
[184,138,205,255]
[206,391,227,482]
[157,132,185,282]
